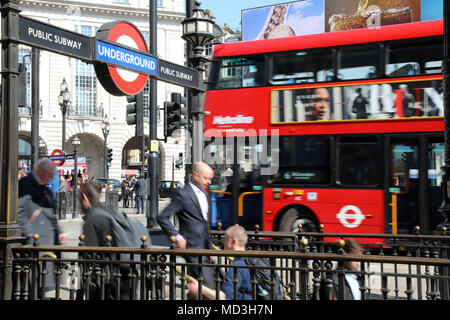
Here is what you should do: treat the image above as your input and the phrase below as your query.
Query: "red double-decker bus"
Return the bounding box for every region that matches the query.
[204,20,445,237]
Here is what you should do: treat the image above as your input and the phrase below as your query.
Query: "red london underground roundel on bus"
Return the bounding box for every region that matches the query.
[95,21,149,96]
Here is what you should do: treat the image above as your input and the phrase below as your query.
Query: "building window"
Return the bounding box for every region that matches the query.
[18,49,32,114]
[75,26,97,117]
[141,31,149,49]
[157,0,163,7]
[114,0,129,3]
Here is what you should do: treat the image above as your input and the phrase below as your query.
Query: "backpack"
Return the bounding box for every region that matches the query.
[244,257,285,300]
[109,211,151,261]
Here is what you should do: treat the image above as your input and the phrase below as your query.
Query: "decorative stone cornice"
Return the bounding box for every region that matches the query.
[19,0,185,22]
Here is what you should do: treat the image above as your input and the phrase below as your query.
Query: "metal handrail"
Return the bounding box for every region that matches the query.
[11,234,450,301]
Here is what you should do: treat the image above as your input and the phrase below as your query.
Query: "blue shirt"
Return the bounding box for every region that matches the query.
[221,259,252,300]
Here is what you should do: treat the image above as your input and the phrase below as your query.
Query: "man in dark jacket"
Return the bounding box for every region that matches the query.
[134,175,146,214]
[18,158,70,295]
[320,238,365,300]
[18,158,70,245]
[79,180,145,299]
[157,162,218,294]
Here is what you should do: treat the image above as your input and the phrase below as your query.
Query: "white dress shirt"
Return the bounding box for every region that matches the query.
[345,274,361,300]
[189,182,209,222]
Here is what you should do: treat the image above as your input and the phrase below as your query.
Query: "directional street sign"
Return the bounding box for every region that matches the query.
[19,15,91,61]
[17,16,202,95]
[159,59,200,91]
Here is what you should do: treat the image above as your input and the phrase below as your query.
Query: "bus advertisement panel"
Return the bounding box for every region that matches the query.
[271,78,443,123]
[242,0,441,41]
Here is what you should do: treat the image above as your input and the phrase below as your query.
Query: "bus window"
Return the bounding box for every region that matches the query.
[337,136,379,186]
[428,143,444,187]
[267,136,330,185]
[271,48,333,85]
[215,56,265,89]
[424,61,442,74]
[338,44,379,80]
[386,37,443,77]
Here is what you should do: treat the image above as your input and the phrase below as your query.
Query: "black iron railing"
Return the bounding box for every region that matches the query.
[11,232,450,301]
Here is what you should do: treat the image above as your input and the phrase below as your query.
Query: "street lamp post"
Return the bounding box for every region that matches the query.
[58,78,71,153]
[71,136,80,218]
[101,115,111,178]
[181,0,215,174]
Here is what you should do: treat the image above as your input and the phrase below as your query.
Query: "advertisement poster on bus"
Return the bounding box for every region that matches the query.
[242,0,442,41]
[242,0,325,41]
[271,79,443,123]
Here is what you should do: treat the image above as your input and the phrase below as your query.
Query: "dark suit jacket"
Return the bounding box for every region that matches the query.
[319,272,362,300]
[18,173,60,246]
[157,183,212,250]
[19,173,55,209]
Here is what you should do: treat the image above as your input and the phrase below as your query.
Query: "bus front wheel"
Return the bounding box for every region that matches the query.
[278,208,318,233]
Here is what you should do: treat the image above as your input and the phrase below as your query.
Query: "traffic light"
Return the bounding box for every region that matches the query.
[164,92,187,137]
[126,92,144,136]
[107,148,113,167]
[175,152,183,169]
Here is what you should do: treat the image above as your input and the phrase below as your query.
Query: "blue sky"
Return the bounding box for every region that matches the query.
[201,0,295,30]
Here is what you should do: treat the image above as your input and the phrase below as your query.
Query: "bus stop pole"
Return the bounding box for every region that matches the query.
[438,0,450,231]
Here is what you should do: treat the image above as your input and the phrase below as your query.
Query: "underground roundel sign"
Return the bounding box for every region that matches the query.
[336,205,366,229]
[95,20,157,96]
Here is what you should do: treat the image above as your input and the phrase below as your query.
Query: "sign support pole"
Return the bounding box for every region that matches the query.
[0,0,24,299]
[31,47,40,168]
[148,0,159,228]
[185,0,194,184]
[439,0,450,231]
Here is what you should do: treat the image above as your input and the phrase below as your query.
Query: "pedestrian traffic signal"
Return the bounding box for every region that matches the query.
[107,148,113,166]
[164,92,187,138]
[126,92,144,136]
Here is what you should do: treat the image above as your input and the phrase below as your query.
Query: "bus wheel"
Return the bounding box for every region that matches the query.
[279,208,318,233]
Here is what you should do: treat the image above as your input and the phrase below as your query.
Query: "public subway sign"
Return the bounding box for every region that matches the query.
[94,20,157,96]
[18,15,91,61]
[17,16,201,95]
[159,59,200,91]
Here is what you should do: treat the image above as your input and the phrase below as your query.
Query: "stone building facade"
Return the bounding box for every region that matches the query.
[16,0,187,183]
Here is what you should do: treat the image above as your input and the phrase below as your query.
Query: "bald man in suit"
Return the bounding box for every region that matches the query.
[157,162,219,296]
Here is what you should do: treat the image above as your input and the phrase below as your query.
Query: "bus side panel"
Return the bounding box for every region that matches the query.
[263,188,385,235]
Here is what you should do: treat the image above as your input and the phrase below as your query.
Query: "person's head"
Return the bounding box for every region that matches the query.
[343,238,365,271]
[224,224,247,251]
[78,180,102,212]
[34,158,56,185]
[192,161,214,190]
[309,87,330,120]
[18,167,27,180]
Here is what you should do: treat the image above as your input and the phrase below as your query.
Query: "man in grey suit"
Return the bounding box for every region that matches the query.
[157,162,219,296]
[134,175,147,214]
